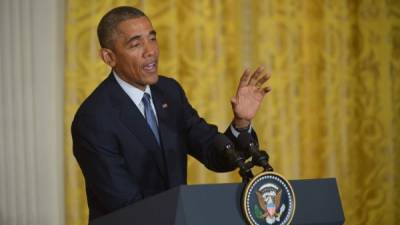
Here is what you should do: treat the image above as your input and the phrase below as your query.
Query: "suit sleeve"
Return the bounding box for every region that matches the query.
[173,81,255,172]
[71,113,142,215]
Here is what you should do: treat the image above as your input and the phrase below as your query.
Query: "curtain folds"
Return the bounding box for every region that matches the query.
[64,1,400,224]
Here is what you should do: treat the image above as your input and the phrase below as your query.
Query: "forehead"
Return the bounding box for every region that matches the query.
[116,16,154,37]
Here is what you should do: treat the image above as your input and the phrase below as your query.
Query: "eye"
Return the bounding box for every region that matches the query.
[129,42,140,48]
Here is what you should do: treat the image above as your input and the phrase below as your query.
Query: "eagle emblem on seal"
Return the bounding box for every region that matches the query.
[255,183,286,224]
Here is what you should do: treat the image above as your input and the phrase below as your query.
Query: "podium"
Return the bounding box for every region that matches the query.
[90,178,344,225]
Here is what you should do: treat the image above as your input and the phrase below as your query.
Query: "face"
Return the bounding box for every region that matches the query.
[101,17,159,90]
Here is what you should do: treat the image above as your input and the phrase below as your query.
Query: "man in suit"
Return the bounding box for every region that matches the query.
[71,6,271,221]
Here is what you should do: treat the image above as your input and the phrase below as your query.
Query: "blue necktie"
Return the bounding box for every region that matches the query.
[142,93,160,145]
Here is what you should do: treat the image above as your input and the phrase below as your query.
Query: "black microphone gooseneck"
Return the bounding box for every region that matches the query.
[237,132,273,172]
[214,134,254,182]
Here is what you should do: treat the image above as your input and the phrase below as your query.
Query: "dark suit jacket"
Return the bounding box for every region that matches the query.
[72,73,245,220]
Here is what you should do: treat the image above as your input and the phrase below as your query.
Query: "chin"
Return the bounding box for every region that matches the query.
[147,74,159,85]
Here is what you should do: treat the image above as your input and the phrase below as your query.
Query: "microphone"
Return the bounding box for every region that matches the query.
[214,134,254,181]
[237,132,273,172]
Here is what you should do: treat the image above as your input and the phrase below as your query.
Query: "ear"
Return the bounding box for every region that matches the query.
[99,48,116,67]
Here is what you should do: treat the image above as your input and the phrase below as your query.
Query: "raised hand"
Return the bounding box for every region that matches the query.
[231,66,271,128]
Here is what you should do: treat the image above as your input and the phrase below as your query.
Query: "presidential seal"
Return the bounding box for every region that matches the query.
[242,172,295,225]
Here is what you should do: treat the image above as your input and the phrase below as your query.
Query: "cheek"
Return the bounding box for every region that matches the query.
[132,62,142,73]
[119,56,140,71]
[127,54,143,70]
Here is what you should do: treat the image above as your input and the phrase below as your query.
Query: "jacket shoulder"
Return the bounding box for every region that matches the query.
[157,76,181,88]
[73,75,116,118]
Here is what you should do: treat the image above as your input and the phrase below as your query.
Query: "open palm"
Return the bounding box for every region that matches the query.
[231,66,271,127]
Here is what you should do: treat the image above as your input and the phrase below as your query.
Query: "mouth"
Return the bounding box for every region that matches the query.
[143,61,157,73]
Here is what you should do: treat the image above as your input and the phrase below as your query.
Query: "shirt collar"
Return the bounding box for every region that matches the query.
[113,71,152,106]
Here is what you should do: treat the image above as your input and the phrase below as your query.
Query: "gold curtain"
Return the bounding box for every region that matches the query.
[64,1,400,224]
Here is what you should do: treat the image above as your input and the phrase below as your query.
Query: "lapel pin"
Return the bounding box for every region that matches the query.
[162,103,168,108]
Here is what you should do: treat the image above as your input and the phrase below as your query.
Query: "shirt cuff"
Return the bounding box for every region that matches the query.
[230,124,252,138]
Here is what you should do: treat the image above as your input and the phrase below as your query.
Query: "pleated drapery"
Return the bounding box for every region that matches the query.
[64,1,400,224]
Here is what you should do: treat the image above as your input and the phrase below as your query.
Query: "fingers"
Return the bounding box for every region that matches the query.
[254,86,272,98]
[249,66,265,86]
[238,68,252,88]
[255,73,271,87]
[238,65,272,93]
[262,86,272,94]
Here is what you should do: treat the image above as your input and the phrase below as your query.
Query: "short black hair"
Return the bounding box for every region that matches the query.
[97,6,147,49]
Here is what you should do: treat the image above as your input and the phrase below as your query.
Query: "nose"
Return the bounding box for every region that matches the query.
[143,41,158,58]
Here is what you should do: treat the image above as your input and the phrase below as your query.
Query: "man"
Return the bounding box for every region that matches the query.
[71,6,271,221]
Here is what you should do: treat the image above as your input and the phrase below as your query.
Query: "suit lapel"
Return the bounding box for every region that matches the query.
[107,74,168,182]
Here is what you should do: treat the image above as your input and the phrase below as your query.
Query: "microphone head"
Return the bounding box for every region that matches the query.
[214,133,234,152]
[214,134,254,180]
[237,132,257,150]
[214,133,242,166]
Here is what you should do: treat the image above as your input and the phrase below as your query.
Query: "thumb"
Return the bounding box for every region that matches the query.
[231,96,238,105]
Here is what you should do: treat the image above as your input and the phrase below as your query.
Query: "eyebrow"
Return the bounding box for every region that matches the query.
[126,30,157,44]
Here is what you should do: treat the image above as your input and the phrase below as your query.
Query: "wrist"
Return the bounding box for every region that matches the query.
[233,118,251,130]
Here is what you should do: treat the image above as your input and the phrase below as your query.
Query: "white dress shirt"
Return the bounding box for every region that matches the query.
[113,71,158,124]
